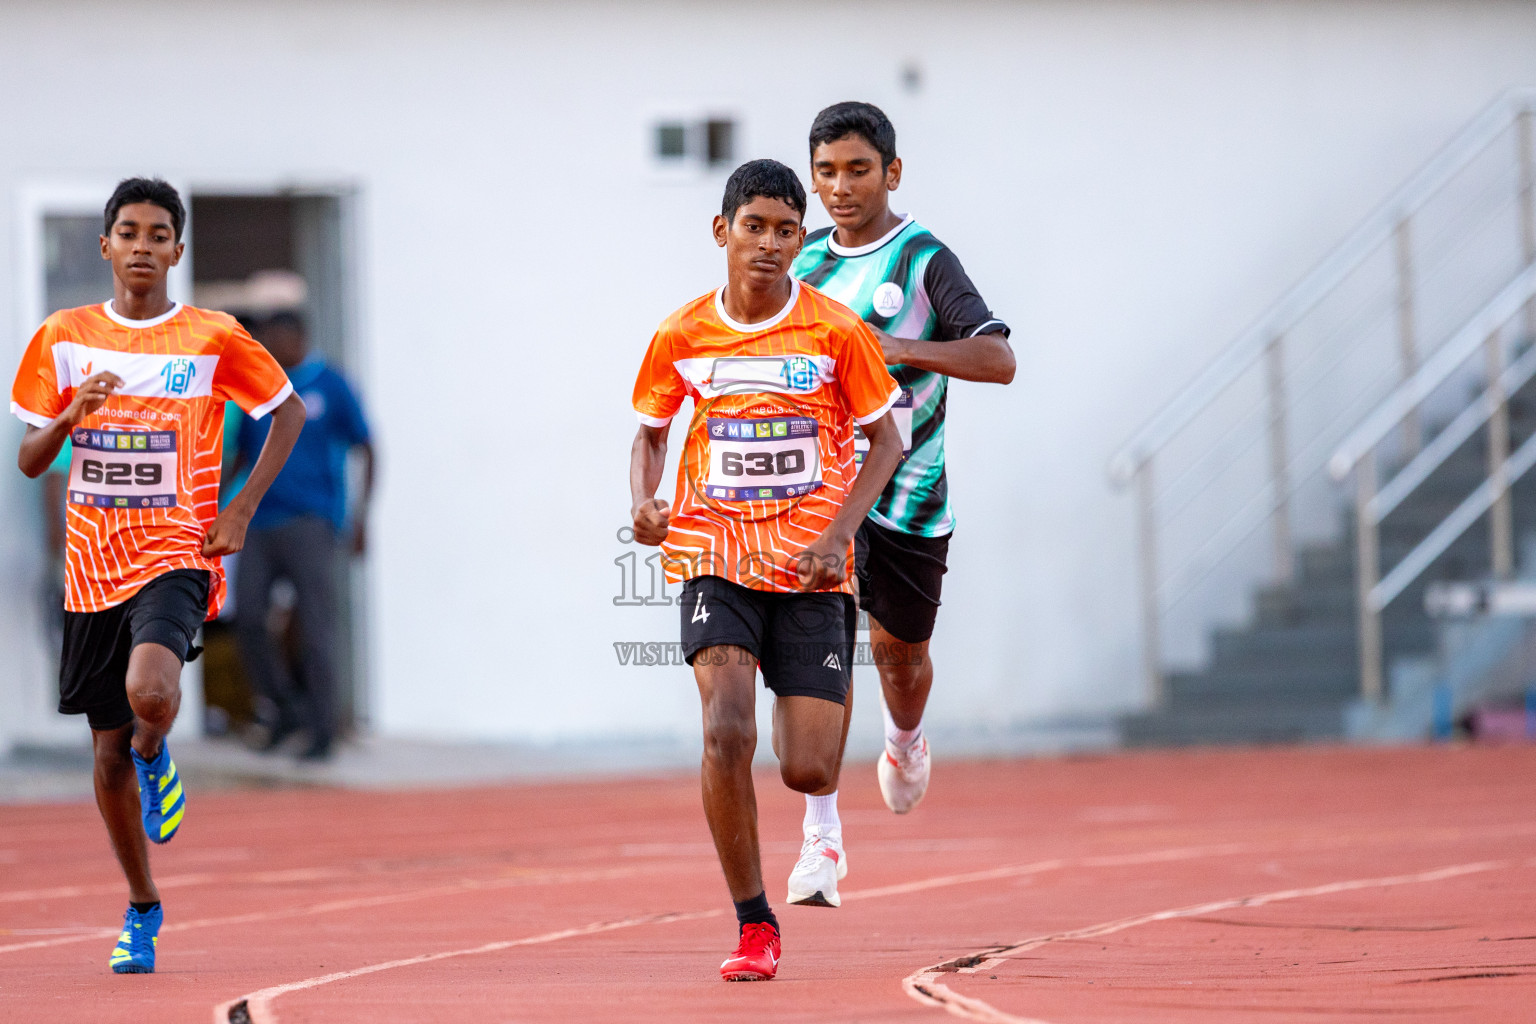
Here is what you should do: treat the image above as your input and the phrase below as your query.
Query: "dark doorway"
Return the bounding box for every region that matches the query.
[189,192,366,744]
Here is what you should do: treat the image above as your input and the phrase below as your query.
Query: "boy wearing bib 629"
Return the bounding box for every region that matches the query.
[11,178,303,974]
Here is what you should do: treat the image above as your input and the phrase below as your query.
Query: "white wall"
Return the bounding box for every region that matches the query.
[3,0,1536,749]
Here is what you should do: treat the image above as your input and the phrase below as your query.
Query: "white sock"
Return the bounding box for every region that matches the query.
[883,701,923,751]
[804,791,840,834]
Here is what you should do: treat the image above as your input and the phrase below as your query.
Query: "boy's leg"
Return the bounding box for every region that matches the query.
[123,570,206,844]
[694,647,765,902]
[90,723,157,904]
[683,576,783,981]
[766,593,853,909]
[126,642,182,762]
[772,695,847,793]
[871,621,933,731]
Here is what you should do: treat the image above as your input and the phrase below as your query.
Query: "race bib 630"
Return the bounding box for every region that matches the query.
[704,416,822,501]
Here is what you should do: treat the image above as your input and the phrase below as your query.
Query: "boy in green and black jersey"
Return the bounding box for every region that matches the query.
[784,101,1016,908]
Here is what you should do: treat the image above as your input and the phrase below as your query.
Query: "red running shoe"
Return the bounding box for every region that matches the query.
[720,921,780,981]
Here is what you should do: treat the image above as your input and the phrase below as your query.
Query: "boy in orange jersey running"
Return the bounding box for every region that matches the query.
[629,159,903,981]
[11,178,304,974]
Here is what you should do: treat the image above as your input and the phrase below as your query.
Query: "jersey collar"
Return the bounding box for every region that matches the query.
[714,278,800,334]
[827,214,914,258]
[103,300,184,329]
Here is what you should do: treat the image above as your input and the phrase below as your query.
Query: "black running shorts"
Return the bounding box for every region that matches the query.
[679,575,855,704]
[59,569,209,731]
[854,519,951,644]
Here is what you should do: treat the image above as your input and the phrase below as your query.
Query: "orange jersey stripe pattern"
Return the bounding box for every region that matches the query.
[11,303,292,617]
[633,281,899,594]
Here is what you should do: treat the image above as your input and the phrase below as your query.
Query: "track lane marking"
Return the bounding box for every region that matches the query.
[0,868,349,905]
[4,819,1529,907]
[902,859,1509,1023]
[206,840,1288,1022]
[213,910,726,1024]
[0,864,656,956]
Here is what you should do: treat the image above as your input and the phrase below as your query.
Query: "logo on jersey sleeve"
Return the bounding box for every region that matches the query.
[872,282,905,317]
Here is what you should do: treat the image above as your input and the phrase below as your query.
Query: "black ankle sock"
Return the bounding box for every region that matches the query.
[130,901,160,914]
[733,891,777,931]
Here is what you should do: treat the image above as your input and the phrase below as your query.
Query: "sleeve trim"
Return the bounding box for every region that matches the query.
[968,319,1010,338]
[249,380,295,420]
[854,386,903,427]
[636,411,673,428]
[10,402,53,429]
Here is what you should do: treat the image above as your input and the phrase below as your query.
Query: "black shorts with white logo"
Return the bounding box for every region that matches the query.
[59,569,209,731]
[854,519,951,644]
[679,575,855,704]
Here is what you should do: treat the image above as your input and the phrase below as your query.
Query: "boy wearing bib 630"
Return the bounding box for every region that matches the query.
[629,159,902,980]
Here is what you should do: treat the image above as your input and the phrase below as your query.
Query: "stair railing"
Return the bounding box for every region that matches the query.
[1108,88,1536,706]
[1328,263,1536,702]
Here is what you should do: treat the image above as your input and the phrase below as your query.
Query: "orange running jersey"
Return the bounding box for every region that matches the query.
[10,302,292,617]
[633,280,899,594]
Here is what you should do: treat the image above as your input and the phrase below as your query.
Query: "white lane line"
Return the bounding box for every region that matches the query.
[5,818,1530,907]
[842,842,1268,904]
[0,865,655,956]
[213,910,726,1024]
[207,841,1274,1023]
[902,859,1509,1023]
[0,868,349,905]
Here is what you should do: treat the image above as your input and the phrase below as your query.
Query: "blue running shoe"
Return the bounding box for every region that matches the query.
[132,743,185,844]
[110,904,161,974]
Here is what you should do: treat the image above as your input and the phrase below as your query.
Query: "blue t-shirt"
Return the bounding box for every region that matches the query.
[236,357,370,530]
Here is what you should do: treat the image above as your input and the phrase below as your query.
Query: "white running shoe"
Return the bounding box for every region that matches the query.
[785,826,847,907]
[878,735,930,814]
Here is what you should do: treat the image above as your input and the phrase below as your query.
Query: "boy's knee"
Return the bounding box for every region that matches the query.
[702,715,756,765]
[780,757,833,794]
[125,678,178,725]
[92,736,134,776]
[879,658,926,693]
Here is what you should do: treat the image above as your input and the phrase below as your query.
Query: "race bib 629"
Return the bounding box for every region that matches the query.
[67,429,179,510]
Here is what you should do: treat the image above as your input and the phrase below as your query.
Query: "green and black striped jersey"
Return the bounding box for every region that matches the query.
[792,215,1008,537]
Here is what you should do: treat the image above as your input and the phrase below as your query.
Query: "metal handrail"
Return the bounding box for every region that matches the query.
[1368,340,1536,521]
[1331,262,1536,702]
[1109,87,1536,707]
[1109,87,1536,485]
[1328,263,1536,481]
[1373,431,1536,612]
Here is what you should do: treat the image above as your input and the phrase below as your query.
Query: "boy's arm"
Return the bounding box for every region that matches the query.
[17,371,125,477]
[871,327,1015,384]
[797,411,902,590]
[629,423,671,545]
[202,393,305,556]
[872,246,1015,384]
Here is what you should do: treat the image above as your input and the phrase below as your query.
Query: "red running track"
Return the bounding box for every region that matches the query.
[1,745,1534,1023]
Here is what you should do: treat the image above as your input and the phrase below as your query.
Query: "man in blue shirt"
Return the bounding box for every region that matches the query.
[233,312,374,760]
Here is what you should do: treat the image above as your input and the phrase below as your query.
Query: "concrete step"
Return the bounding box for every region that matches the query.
[1120,698,1350,747]
[1209,622,1430,664]
[1165,665,1358,702]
